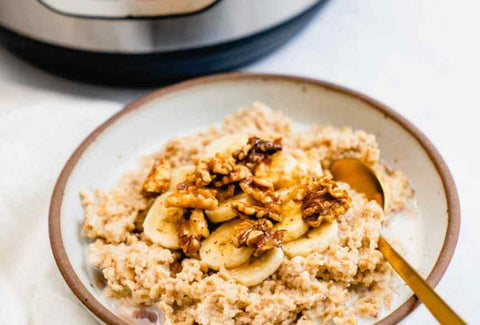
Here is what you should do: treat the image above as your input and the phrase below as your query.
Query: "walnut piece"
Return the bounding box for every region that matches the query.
[195,154,236,186]
[237,136,283,165]
[301,176,351,227]
[215,184,237,201]
[176,137,281,192]
[239,177,282,209]
[181,153,251,189]
[178,209,210,256]
[212,165,251,187]
[233,219,285,256]
[233,137,282,168]
[142,159,171,196]
[232,201,282,222]
[165,186,218,210]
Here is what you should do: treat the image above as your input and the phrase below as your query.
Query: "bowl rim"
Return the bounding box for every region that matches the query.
[49,72,460,325]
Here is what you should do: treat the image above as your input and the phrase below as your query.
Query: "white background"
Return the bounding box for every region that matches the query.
[0,0,478,323]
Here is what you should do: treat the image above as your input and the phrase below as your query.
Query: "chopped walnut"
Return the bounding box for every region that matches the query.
[196,154,236,185]
[233,137,282,168]
[232,201,283,222]
[177,137,281,191]
[233,219,285,256]
[301,177,351,227]
[165,186,218,210]
[290,175,314,202]
[181,153,250,189]
[142,159,171,196]
[178,209,210,256]
[239,177,282,208]
[209,154,237,175]
[215,184,237,201]
[212,165,251,187]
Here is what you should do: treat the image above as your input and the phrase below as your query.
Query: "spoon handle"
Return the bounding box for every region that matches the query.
[378,236,465,324]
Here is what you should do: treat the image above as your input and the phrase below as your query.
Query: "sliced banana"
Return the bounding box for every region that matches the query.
[254,152,299,188]
[169,165,195,190]
[298,159,323,177]
[230,247,284,287]
[202,133,249,159]
[199,219,254,270]
[282,220,339,258]
[275,200,309,242]
[275,187,295,202]
[143,193,183,249]
[205,194,253,223]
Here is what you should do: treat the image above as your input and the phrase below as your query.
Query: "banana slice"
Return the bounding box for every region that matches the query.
[282,220,339,258]
[169,165,195,190]
[254,152,299,188]
[205,194,253,223]
[298,159,323,177]
[143,193,183,249]
[202,133,249,159]
[199,219,254,270]
[230,247,284,287]
[275,200,309,242]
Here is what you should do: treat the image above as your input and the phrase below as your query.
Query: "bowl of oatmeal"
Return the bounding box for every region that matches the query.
[49,73,460,325]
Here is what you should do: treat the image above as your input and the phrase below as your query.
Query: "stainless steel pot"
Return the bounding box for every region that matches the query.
[0,0,327,85]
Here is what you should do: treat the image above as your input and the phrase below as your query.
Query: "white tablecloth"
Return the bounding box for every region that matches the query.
[0,0,478,323]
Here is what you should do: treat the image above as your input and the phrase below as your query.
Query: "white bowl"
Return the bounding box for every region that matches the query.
[49,73,460,324]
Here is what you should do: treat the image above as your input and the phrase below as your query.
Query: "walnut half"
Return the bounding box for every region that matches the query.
[142,159,171,196]
[239,177,282,209]
[233,137,282,168]
[181,153,252,189]
[301,177,351,227]
[178,209,210,256]
[165,186,218,210]
[232,201,282,222]
[233,219,285,256]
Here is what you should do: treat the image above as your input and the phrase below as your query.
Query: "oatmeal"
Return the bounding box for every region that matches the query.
[82,102,414,324]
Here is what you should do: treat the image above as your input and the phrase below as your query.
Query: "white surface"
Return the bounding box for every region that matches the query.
[0,0,478,324]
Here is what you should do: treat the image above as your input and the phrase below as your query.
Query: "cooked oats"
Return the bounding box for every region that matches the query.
[82,102,414,324]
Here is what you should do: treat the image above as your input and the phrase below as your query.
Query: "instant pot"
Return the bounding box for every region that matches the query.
[0,0,327,85]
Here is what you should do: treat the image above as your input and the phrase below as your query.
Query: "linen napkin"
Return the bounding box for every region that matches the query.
[0,81,122,324]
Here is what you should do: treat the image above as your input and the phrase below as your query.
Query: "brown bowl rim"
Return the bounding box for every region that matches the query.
[49,73,460,325]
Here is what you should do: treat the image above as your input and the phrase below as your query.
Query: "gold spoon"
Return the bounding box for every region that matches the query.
[330,158,465,324]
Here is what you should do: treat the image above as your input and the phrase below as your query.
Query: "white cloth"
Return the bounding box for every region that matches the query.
[0,83,121,324]
[0,0,479,323]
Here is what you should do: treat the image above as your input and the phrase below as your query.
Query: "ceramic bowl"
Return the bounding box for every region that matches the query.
[49,73,460,324]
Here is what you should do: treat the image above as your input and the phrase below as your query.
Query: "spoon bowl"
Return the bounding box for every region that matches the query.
[330,158,387,210]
